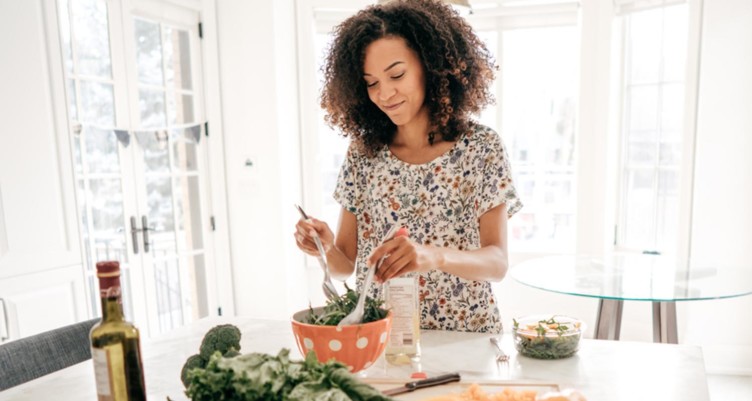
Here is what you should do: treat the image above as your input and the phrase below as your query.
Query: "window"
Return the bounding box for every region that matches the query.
[615,4,689,253]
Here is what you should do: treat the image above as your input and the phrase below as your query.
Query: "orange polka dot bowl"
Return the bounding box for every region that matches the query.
[291,307,392,373]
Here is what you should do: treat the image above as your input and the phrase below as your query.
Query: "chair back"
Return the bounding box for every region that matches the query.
[0,318,98,390]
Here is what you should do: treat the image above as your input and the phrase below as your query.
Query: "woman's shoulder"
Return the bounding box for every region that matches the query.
[462,122,504,152]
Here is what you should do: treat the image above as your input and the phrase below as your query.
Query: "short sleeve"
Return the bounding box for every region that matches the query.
[333,142,364,215]
[476,127,523,218]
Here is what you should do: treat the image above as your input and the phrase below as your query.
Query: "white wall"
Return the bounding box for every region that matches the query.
[215,0,307,319]
[683,0,752,375]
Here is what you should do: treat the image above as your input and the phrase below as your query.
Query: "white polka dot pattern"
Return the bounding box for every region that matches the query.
[304,338,314,350]
[379,332,387,343]
[329,339,342,351]
[356,337,368,349]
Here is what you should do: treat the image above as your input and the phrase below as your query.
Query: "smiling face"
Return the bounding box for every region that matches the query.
[363,37,427,128]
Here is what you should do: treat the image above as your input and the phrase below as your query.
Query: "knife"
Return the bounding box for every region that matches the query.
[381,373,461,396]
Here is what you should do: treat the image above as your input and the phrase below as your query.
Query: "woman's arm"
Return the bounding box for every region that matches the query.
[372,203,509,283]
[294,207,358,281]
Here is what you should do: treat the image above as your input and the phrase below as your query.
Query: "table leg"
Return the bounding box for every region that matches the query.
[594,299,623,340]
[652,302,678,344]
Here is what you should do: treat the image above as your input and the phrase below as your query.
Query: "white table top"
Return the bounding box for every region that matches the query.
[0,316,710,401]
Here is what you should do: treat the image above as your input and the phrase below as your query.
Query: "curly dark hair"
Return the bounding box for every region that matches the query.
[320,0,496,156]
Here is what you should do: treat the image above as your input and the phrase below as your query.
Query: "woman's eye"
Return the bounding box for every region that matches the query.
[366,81,378,88]
[391,72,405,79]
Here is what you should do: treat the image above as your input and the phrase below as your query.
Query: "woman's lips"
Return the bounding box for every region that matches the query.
[383,101,404,111]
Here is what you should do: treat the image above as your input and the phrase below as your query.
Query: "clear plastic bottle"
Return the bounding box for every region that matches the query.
[384,274,420,364]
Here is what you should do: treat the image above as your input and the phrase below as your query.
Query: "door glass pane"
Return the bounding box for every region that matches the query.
[154,258,183,332]
[80,80,115,125]
[174,176,203,252]
[58,0,74,74]
[67,80,78,121]
[628,9,661,84]
[89,179,125,233]
[145,176,176,255]
[167,93,195,124]
[139,89,167,127]
[172,132,198,171]
[628,86,658,131]
[84,127,121,173]
[187,255,207,318]
[164,27,193,90]
[135,131,170,172]
[134,18,164,86]
[72,0,112,78]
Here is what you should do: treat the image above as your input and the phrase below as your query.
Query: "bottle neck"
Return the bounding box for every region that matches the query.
[99,278,125,322]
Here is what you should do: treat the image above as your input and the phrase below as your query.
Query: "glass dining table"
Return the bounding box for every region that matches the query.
[510,253,752,343]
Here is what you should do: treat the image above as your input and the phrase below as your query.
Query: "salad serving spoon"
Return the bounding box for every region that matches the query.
[295,204,339,301]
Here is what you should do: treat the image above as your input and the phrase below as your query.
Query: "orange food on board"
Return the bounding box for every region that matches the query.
[419,384,587,401]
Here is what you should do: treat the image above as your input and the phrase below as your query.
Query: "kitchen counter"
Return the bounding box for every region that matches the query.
[0,316,710,400]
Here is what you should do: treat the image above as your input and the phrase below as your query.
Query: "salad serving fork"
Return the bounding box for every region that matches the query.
[295,204,339,301]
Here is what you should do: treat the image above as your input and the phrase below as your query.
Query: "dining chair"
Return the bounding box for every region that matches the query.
[0,318,98,391]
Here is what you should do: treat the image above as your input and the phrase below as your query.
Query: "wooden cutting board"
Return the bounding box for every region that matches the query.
[364,379,561,400]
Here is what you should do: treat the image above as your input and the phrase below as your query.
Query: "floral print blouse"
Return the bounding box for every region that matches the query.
[333,123,522,333]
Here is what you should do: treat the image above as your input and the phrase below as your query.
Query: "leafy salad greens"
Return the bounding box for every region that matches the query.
[305,285,389,326]
[184,348,393,401]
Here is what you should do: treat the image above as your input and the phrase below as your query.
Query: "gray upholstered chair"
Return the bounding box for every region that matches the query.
[0,318,98,391]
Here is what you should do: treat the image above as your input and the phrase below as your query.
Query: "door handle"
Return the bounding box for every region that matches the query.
[130,216,140,254]
[142,215,151,253]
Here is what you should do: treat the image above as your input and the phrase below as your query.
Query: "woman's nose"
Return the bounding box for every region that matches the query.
[379,84,396,102]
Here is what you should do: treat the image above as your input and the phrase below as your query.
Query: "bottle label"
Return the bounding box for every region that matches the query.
[92,344,127,401]
[386,276,419,350]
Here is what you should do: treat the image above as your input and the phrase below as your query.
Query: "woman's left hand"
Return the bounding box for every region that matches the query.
[369,236,440,282]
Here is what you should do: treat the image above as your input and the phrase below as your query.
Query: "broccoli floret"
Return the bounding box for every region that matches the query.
[199,324,241,360]
[180,354,206,387]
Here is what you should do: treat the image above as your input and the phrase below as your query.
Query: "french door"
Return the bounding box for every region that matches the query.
[59,0,215,337]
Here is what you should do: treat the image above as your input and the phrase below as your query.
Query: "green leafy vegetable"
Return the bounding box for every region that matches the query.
[185,349,394,401]
[306,284,389,326]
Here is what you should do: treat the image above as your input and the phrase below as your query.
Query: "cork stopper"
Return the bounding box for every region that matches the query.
[96,261,121,298]
[96,261,120,277]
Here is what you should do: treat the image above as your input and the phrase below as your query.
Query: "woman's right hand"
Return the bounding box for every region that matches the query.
[294,216,335,257]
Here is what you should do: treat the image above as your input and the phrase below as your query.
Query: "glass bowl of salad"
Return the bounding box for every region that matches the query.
[512,315,584,359]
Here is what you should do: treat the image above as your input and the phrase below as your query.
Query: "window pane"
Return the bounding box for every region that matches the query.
[617,4,689,252]
[623,169,655,248]
[501,26,579,252]
[139,89,167,127]
[67,79,78,121]
[314,33,350,226]
[72,0,112,78]
[628,9,661,83]
[80,80,115,125]
[627,85,658,131]
[662,5,689,81]
[83,127,121,174]
[134,18,164,86]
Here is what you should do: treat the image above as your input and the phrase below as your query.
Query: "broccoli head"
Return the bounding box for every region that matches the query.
[198,324,241,360]
[180,354,206,387]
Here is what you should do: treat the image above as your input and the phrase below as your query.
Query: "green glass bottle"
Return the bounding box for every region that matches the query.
[90,261,147,401]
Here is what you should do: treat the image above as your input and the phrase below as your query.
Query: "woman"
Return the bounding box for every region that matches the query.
[294,0,521,333]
